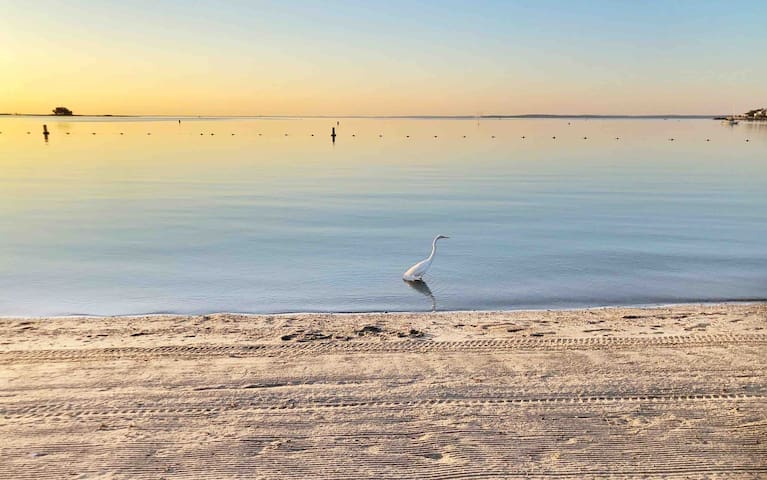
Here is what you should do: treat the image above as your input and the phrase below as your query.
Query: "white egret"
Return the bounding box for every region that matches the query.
[402,235,449,281]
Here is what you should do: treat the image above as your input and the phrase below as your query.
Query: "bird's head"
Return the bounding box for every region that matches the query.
[436,235,450,240]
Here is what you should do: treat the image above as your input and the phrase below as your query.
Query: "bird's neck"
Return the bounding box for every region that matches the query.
[428,239,438,260]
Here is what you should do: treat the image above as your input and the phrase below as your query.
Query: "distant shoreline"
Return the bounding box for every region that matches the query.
[0,113,723,119]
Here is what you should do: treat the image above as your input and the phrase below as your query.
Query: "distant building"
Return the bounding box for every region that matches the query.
[52,107,73,116]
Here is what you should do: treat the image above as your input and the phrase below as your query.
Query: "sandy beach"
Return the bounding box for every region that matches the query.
[1,303,765,479]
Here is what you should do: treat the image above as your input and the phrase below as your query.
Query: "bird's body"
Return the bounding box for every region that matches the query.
[402,258,432,281]
[403,235,449,281]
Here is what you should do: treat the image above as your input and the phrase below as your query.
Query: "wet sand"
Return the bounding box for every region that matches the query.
[1,303,765,479]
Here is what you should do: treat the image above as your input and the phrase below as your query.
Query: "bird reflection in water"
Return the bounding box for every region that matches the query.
[404,279,436,312]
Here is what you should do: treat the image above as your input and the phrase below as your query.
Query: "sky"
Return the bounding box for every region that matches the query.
[1,0,765,116]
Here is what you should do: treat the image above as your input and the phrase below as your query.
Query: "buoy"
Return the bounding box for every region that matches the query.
[200,133,203,135]
[434,135,438,138]
[232,133,235,136]
[746,139,750,142]
[706,138,710,141]
[352,134,356,137]
[615,137,619,140]
[379,134,383,137]
[491,135,495,138]
[91,132,95,135]
[521,136,525,139]
[311,134,314,136]
[147,133,151,135]
[258,133,262,136]
[211,133,215,136]
[66,132,70,135]
[406,135,410,138]
[552,136,556,139]
[583,136,587,139]
[120,133,123,135]
[284,133,288,136]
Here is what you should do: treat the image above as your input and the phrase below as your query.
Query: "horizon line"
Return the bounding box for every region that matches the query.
[1,112,726,119]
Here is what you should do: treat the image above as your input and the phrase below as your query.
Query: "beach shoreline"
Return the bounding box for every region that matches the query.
[2,299,764,321]
[1,303,765,478]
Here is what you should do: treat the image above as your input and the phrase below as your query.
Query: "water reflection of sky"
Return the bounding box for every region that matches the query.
[0,117,765,315]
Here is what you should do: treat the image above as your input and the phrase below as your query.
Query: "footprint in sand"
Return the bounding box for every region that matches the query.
[280,331,330,342]
[683,322,710,332]
[356,325,383,336]
[397,329,425,338]
[422,452,443,460]
[530,331,556,337]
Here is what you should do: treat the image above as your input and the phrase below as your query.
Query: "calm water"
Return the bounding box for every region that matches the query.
[0,116,765,316]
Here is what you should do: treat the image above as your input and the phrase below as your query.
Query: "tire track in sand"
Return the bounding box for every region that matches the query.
[1,333,765,363]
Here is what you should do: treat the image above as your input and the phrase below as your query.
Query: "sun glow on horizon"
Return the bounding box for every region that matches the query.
[2,0,765,116]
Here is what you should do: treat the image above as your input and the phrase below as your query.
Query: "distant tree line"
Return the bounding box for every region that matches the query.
[52,107,73,116]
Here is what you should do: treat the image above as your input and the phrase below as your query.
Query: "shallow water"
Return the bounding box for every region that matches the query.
[0,116,765,315]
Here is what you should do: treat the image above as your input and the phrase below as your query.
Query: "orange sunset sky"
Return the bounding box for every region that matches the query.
[2,0,765,116]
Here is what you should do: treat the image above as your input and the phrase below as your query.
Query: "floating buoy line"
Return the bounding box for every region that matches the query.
[16,133,757,141]
[9,126,758,144]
